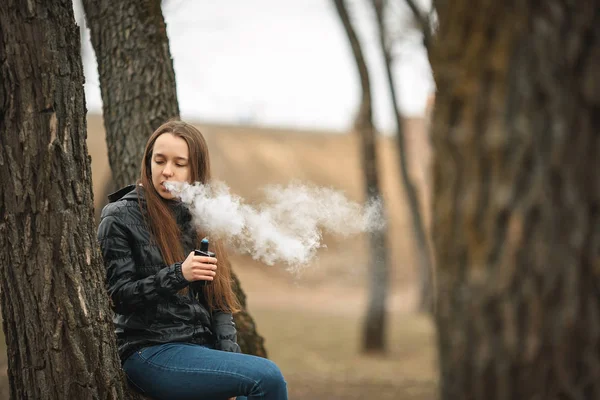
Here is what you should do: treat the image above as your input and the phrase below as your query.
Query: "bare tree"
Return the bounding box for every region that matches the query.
[333,0,391,353]
[0,1,129,398]
[372,0,435,313]
[81,0,267,357]
[399,0,436,55]
[431,0,600,398]
[81,0,179,190]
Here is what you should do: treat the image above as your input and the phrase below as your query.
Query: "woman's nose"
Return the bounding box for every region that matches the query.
[162,164,174,177]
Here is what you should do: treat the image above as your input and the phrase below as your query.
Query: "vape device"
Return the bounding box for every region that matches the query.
[194,237,215,286]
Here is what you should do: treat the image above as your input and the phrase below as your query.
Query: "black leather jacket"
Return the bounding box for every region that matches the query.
[97,185,240,362]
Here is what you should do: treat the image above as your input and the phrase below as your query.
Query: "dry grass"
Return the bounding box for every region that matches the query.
[234,256,439,400]
[251,306,437,399]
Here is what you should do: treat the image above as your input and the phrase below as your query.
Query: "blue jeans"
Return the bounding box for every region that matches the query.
[123,342,288,400]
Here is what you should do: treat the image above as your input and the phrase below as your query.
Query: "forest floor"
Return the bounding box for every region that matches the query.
[234,259,438,400]
[251,305,437,399]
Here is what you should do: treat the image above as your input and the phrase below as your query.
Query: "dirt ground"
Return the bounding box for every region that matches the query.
[234,258,438,400]
[0,115,439,399]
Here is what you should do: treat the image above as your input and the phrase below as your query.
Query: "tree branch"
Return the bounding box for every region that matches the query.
[401,0,433,51]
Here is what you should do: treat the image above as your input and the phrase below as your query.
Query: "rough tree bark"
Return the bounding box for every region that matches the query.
[0,1,128,398]
[373,0,435,314]
[81,0,179,190]
[333,0,391,353]
[431,1,600,399]
[82,0,267,358]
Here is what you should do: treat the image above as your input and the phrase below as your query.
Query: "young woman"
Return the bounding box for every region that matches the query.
[97,121,287,400]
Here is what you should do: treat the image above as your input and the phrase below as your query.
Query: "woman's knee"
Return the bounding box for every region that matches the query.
[257,359,286,391]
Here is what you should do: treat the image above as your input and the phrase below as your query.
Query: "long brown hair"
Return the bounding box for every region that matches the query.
[138,120,240,313]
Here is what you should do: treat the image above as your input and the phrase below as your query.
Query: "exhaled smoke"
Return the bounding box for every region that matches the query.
[165,181,385,270]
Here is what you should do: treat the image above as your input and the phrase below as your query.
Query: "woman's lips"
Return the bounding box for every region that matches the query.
[160,181,181,194]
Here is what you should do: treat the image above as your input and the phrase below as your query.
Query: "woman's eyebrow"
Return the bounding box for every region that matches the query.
[153,153,188,161]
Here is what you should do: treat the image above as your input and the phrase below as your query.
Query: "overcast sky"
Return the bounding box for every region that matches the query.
[78,0,434,133]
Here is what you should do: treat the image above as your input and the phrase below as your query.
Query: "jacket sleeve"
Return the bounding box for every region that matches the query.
[212,311,241,353]
[97,214,189,314]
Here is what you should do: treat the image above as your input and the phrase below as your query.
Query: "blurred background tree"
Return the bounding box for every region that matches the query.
[372,0,435,313]
[333,0,392,354]
[431,1,600,398]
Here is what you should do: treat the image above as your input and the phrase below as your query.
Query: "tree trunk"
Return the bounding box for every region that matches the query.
[431,1,600,399]
[81,0,179,189]
[82,0,268,358]
[372,0,435,314]
[231,273,267,358]
[333,0,391,353]
[401,0,433,54]
[0,1,128,398]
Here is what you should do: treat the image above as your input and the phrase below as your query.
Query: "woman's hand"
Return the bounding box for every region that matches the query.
[181,251,217,282]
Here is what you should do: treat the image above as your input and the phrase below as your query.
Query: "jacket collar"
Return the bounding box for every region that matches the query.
[107,184,139,203]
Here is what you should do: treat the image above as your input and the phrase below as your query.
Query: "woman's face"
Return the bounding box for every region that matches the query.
[151,133,191,200]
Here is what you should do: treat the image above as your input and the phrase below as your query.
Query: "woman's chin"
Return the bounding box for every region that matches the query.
[155,186,175,200]
[161,192,176,200]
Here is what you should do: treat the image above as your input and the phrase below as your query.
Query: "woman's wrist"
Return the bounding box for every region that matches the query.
[173,262,189,283]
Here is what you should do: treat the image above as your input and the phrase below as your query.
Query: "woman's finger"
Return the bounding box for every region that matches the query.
[194,273,214,280]
[193,262,217,270]
[192,268,216,276]
[193,256,217,264]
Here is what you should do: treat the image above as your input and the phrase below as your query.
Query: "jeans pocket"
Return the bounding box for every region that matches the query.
[136,345,153,359]
[136,343,177,366]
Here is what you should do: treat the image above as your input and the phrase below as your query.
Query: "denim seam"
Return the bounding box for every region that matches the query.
[137,353,260,388]
[137,346,177,367]
[131,351,271,398]
[125,374,147,394]
[250,380,266,398]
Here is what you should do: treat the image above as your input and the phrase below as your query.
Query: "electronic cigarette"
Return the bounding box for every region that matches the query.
[194,237,215,286]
